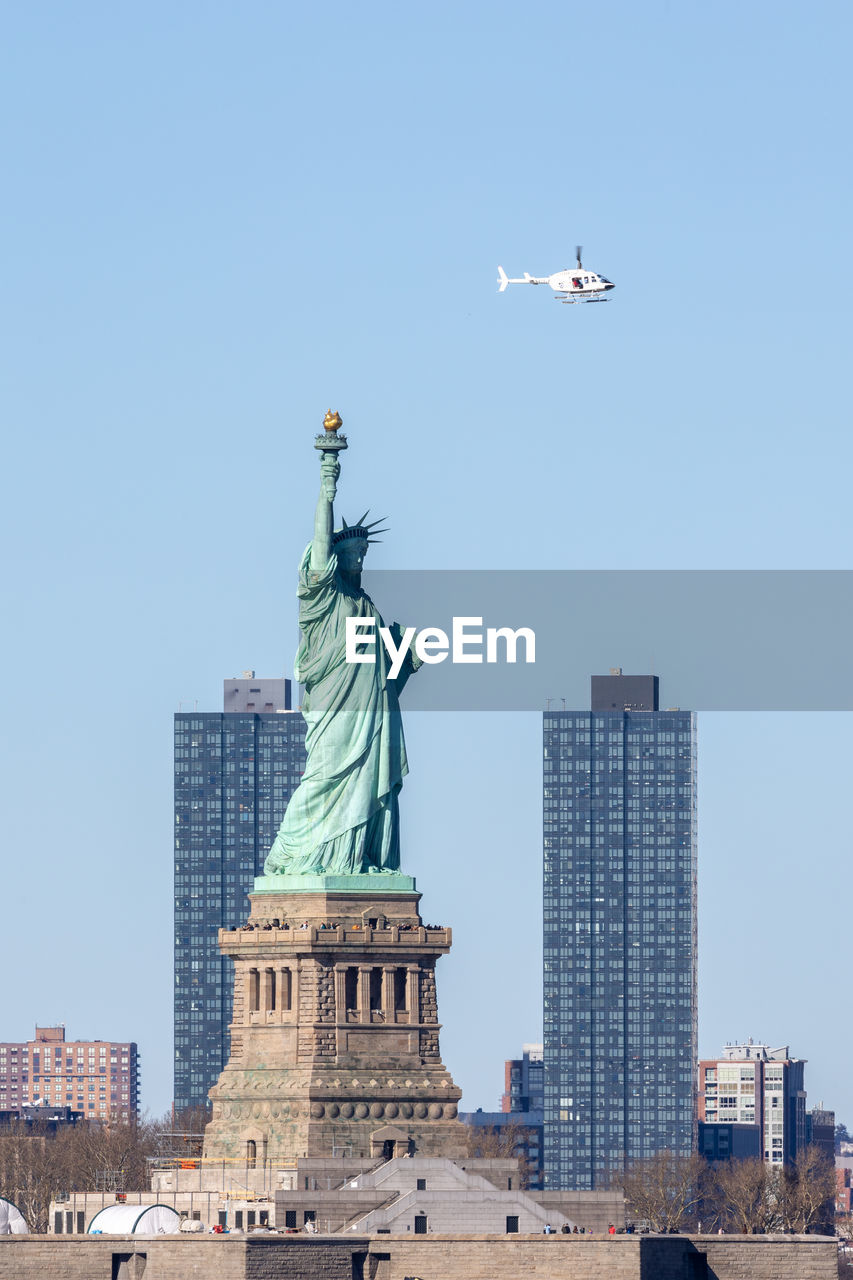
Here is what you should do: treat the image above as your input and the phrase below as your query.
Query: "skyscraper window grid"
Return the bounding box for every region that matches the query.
[542,680,697,1190]
[173,683,306,1113]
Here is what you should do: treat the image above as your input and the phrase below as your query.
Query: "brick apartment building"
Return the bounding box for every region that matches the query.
[0,1026,139,1122]
[698,1040,805,1167]
[502,1043,544,1114]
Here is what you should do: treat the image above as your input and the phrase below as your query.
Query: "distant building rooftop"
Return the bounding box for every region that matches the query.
[223,673,291,714]
[718,1040,802,1063]
[590,670,659,711]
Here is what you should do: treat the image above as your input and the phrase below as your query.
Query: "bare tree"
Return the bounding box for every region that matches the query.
[56,1118,155,1193]
[710,1157,782,1234]
[0,1122,65,1233]
[777,1146,837,1234]
[464,1119,535,1187]
[0,1114,167,1231]
[612,1151,707,1232]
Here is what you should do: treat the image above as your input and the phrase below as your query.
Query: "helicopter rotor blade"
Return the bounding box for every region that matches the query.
[575,244,583,268]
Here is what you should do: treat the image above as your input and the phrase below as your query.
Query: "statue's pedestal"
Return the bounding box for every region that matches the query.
[202,875,467,1165]
[251,872,417,895]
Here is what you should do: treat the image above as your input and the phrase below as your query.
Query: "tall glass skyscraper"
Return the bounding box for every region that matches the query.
[173,674,306,1113]
[542,671,697,1189]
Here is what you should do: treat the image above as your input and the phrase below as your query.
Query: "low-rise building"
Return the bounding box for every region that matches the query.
[502,1044,544,1113]
[0,1026,139,1122]
[53,1152,623,1236]
[806,1106,835,1160]
[277,1155,558,1234]
[282,1153,622,1234]
[0,1104,82,1133]
[698,1040,805,1167]
[698,1120,761,1162]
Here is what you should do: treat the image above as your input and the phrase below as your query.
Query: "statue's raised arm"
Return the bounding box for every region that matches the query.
[263,412,418,881]
[311,452,338,572]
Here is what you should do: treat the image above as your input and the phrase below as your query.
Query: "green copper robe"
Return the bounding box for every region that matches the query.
[264,546,417,876]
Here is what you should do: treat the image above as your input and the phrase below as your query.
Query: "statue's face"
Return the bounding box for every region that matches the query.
[336,538,368,575]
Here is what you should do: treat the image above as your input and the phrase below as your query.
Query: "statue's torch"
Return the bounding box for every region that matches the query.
[315,409,347,501]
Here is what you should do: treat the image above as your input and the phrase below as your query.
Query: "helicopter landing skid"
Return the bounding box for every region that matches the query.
[557,295,609,305]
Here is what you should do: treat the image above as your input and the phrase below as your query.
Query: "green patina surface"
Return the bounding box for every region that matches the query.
[253,872,417,895]
[263,422,421,880]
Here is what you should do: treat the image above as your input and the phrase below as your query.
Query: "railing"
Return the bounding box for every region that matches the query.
[147,1156,297,1172]
[347,1188,412,1233]
[340,1192,401,1233]
[224,925,450,944]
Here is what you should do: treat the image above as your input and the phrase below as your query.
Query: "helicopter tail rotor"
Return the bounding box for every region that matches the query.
[576,245,583,269]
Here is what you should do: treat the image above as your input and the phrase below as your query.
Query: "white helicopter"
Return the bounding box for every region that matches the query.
[497,247,614,304]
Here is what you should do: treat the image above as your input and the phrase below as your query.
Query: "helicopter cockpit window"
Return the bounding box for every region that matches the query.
[600,276,611,283]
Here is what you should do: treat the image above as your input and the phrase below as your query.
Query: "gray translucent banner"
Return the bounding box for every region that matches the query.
[351,570,853,711]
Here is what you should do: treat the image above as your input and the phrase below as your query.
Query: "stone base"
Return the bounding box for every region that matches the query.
[0,1235,841,1280]
[203,886,468,1165]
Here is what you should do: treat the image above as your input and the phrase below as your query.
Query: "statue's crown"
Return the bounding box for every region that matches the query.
[332,510,388,546]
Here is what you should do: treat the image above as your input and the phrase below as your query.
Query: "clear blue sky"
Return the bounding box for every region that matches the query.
[0,2,850,1124]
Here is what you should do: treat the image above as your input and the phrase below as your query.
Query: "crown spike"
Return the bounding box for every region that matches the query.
[332,512,390,547]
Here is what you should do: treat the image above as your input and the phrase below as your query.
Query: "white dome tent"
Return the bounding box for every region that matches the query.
[0,1197,28,1234]
[88,1204,180,1235]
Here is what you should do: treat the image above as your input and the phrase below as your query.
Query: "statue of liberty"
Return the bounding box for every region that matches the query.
[264,414,420,877]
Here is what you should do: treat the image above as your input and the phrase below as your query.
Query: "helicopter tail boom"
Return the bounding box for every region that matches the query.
[497,266,543,291]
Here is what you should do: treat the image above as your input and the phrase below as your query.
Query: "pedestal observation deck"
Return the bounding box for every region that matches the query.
[202,874,467,1165]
